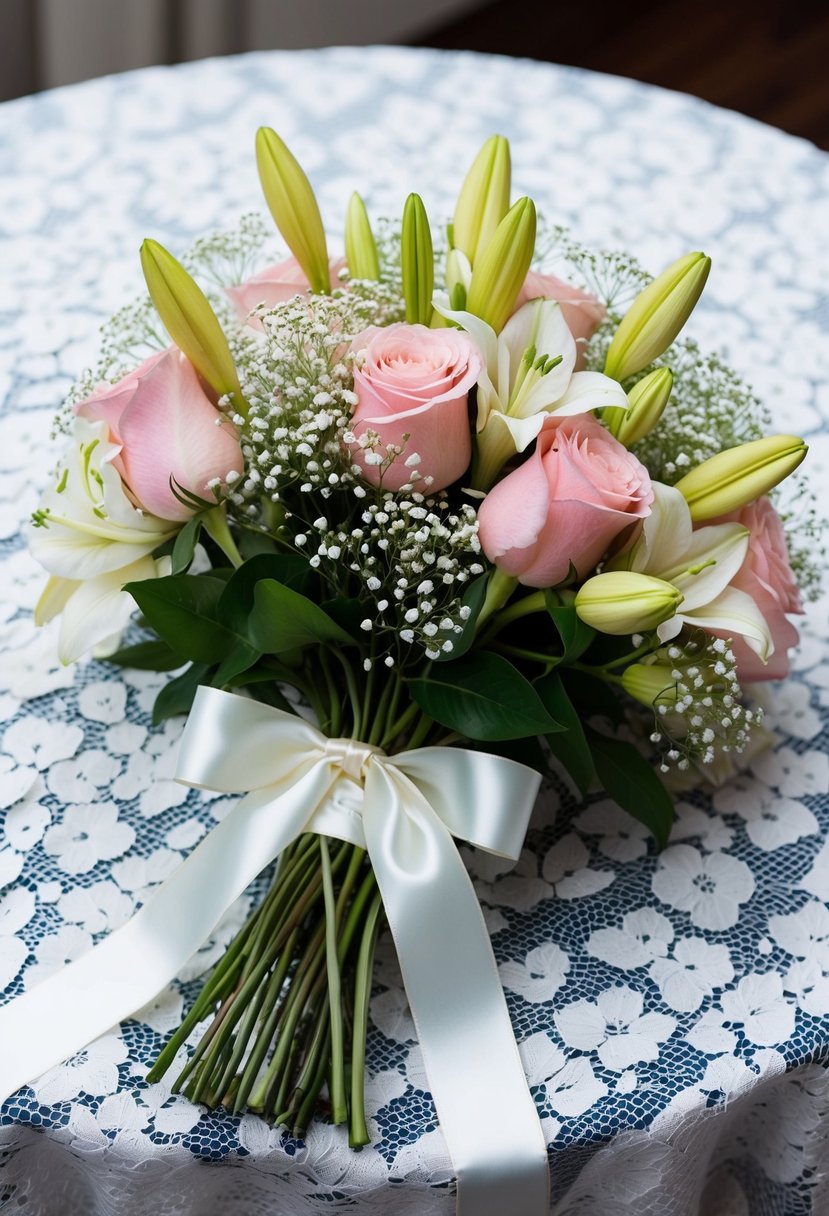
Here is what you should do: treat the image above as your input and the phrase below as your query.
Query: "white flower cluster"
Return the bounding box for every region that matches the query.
[644,635,760,772]
[309,491,483,665]
[232,292,386,508]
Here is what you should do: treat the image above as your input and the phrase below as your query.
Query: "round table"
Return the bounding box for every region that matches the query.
[1,46,828,1216]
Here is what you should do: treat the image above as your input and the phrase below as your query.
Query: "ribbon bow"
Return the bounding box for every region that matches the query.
[0,687,550,1215]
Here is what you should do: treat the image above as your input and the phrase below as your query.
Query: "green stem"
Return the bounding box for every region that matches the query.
[232,927,299,1113]
[485,589,547,637]
[379,700,419,751]
[319,648,342,736]
[493,641,558,669]
[594,639,659,671]
[475,569,519,631]
[368,670,396,748]
[407,711,433,751]
[330,647,363,738]
[349,892,383,1148]
[203,505,243,568]
[320,839,347,1124]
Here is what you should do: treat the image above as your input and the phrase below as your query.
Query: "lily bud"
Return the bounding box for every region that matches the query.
[345,192,380,281]
[675,434,808,522]
[606,367,673,446]
[452,134,511,266]
[255,127,329,294]
[575,572,683,635]
[621,662,679,708]
[465,197,537,334]
[401,193,434,326]
[140,239,245,415]
[604,252,711,381]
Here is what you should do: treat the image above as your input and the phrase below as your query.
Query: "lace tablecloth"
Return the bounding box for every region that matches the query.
[1,46,828,1216]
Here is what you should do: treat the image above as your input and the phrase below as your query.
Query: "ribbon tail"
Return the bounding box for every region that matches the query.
[362,764,550,1216]
[0,760,335,1105]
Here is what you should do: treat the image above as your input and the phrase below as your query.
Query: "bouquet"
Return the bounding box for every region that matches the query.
[20,129,820,1191]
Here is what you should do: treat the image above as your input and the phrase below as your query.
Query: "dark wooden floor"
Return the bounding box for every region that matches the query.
[416,0,829,150]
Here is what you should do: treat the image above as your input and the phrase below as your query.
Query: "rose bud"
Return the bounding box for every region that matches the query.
[347,324,482,492]
[476,413,654,588]
[75,347,243,521]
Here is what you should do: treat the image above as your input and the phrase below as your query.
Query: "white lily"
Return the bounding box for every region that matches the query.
[434,297,628,489]
[36,555,172,665]
[28,416,178,663]
[610,482,773,660]
[28,417,177,581]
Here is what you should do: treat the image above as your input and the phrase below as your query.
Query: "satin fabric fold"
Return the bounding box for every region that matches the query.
[0,686,550,1216]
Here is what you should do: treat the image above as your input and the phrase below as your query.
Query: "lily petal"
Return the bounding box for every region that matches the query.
[57,555,166,664]
[665,524,749,611]
[668,585,774,660]
[545,370,628,420]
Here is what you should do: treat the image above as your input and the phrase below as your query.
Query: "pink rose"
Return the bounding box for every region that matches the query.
[710,497,803,681]
[227,256,347,328]
[514,270,605,369]
[76,348,243,522]
[347,323,482,492]
[478,413,653,587]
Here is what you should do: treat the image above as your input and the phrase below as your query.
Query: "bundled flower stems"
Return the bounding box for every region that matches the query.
[27,129,819,1144]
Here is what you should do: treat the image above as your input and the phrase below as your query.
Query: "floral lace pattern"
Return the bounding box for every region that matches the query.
[1,46,828,1215]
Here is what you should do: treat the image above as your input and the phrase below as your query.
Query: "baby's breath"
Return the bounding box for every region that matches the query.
[638,634,760,772]
[182,212,275,289]
[311,490,482,664]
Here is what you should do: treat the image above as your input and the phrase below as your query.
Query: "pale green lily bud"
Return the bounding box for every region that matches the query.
[575,572,683,635]
[345,192,380,281]
[604,252,711,382]
[255,127,329,294]
[140,239,245,415]
[675,434,808,522]
[605,367,673,446]
[621,662,679,708]
[465,197,537,334]
[452,134,511,266]
[401,193,434,326]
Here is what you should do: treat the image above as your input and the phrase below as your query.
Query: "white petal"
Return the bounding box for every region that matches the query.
[682,585,774,660]
[490,410,547,453]
[431,303,498,379]
[665,524,750,611]
[34,575,79,625]
[500,299,576,407]
[548,370,629,418]
[629,483,693,575]
[57,555,162,664]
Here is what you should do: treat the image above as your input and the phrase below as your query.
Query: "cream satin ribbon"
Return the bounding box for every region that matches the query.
[0,687,550,1215]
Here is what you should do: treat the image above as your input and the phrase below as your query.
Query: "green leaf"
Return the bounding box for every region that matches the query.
[407,651,563,741]
[586,728,674,848]
[320,596,366,643]
[103,639,185,672]
[563,670,625,727]
[432,574,488,662]
[124,575,232,664]
[535,671,595,797]
[152,662,211,725]
[248,580,355,653]
[238,530,280,560]
[211,642,261,688]
[171,514,204,575]
[545,593,596,664]
[217,554,313,637]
